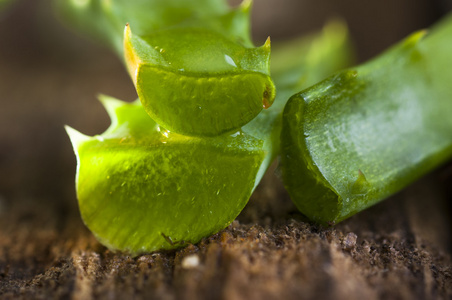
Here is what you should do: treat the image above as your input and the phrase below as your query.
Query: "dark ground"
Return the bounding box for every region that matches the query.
[0,0,451,299]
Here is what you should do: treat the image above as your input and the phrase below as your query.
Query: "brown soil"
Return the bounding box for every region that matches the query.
[0,173,451,299]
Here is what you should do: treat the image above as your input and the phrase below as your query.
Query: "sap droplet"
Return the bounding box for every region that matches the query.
[157,125,171,138]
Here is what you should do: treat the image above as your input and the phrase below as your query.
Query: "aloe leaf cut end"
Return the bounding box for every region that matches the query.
[66,96,272,255]
[281,18,452,225]
[124,23,275,137]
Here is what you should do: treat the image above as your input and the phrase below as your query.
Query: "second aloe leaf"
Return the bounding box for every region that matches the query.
[281,16,452,225]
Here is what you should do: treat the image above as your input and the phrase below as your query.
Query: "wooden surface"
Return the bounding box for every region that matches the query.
[0,0,451,299]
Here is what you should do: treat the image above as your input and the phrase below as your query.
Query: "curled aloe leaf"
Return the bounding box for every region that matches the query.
[281,15,452,225]
[66,22,353,255]
[56,0,275,136]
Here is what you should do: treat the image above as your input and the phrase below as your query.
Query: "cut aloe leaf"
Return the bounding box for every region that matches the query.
[124,24,274,137]
[281,15,452,225]
[66,22,353,255]
[66,97,269,255]
[56,0,275,136]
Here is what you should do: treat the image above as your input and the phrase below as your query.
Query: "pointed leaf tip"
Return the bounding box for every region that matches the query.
[98,94,124,118]
[65,125,91,150]
[124,24,140,84]
[263,36,271,50]
[405,29,428,47]
[124,22,132,38]
[350,169,371,195]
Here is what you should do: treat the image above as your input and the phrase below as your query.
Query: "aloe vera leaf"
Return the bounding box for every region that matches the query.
[56,0,275,136]
[123,1,274,137]
[66,97,268,255]
[281,15,452,225]
[65,22,353,255]
[124,23,274,137]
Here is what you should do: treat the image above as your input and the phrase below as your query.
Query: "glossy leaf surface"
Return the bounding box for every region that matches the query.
[125,24,274,136]
[67,97,267,254]
[281,16,452,225]
[66,23,353,255]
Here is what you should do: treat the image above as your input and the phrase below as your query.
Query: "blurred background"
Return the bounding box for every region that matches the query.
[0,0,451,223]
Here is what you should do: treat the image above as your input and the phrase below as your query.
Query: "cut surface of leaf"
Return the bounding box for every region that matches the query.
[125,25,274,136]
[67,97,268,255]
[65,22,353,255]
[281,15,452,225]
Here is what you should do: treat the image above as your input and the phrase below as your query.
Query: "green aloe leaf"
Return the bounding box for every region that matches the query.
[56,0,275,136]
[66,97,269,254]
[124,23,274,137]
[66,22,353,255]
[281,15,452,225]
